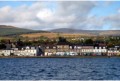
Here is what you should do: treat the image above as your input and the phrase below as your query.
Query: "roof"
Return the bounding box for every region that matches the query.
[99,43,106,47]
[82,44,94,46]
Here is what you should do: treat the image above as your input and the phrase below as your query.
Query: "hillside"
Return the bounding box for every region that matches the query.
[21,32,95,39]
[21,28,120,39]
[0,25,120,38]
[50,28,120,36]
[0,25,48,36]
[0,25,33,36]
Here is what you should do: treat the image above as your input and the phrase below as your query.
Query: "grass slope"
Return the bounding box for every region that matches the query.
[0,25,33,36]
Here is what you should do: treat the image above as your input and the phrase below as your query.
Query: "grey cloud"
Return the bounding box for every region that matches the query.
[0,1,97,30]
[0,1,116,30]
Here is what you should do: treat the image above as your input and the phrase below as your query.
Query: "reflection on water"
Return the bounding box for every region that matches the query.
[0,57,120,80]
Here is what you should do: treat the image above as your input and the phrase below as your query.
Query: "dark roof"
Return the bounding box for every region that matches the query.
[99,43,106,46]
[70,43,83,46]
[82,44,94,46]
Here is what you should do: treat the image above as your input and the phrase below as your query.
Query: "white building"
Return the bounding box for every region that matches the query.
[56,52,78,56]
[0,46,37,56]
[0,50,13,56]
[81,46,94,55]
[16,46,37,56]
[107,47,119,56]
[93,47,107,56]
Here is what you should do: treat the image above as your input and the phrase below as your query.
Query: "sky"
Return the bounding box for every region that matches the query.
[0,1,120,30]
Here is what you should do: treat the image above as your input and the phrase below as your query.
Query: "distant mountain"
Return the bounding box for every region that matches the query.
[0,25,34,36]
[50,28,120,36]
[0,25,47,36]
[1,25,120,36]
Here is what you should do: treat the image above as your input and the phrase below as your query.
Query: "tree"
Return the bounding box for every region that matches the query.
[107,42,114,47]
[0,43,6,49]
[0,39,6,43]
[84,39,93,44]
[24,41,32,46]
[58,37,67,42]
[16,38,24,48]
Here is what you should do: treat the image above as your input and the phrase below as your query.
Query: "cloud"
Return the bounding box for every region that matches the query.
[0,1,118,30]
[0,21,40,29]
[0,6,13,22]
[105,12,120,30]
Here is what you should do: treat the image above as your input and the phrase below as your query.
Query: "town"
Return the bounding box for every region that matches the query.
[0,36,120,57]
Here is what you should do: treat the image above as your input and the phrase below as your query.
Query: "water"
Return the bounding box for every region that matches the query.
[0,57,120,80]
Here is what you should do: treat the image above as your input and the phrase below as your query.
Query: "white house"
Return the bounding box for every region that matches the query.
[81,46,94,56]
[69,45,81,55]
[107,47,119,56]
[0,50,13,56]
[93,47,107,56]
[0,46,43,57]
[56,51,78,56]
[16,46,37,56]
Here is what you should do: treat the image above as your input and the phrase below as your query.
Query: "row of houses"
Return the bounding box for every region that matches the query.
[44,44,120,56]
[0,46,44,56]
[0,43,120,57]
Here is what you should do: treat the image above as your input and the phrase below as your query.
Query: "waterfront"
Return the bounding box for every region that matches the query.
[0,58,120,80]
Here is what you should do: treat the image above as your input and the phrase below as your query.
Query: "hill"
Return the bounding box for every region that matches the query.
[0,25,33,36]
[50,28,120,36]
[21,32,94,39]
[0,25,47,36]
[20,28,120,39]
[0,25,120,38]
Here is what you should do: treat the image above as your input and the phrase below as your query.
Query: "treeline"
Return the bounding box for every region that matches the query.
[0,36,120,49]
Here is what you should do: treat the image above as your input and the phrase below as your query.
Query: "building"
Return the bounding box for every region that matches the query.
[44,45,57,56]
[81,45,94,56]
[107,46,120,56]
[57,42,70,52]
[0,50,13,56]
[0,46,44,56]
[12,46,37,56]
[69,44,81,55]
[93,46,107,56]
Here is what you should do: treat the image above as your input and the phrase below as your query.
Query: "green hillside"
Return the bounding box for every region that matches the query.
[0,25,34,36]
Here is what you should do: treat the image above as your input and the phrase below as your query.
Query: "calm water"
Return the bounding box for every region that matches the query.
[0,57,120,80]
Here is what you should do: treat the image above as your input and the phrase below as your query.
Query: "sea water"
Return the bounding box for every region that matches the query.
[0,57,120,80]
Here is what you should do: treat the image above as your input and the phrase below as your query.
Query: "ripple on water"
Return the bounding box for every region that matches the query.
[0,58,120,80]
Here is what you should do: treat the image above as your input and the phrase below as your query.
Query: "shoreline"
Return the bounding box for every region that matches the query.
[0,56,119,58]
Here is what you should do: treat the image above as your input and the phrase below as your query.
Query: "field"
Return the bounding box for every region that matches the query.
[0,37,13,40]
[20,32,96,39]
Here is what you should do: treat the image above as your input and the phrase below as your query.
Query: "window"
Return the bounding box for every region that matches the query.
[46,47,49,49]
[103,47,105,49]
[53,47,56,49]
[78,47,81,49]
[74,46,77,49]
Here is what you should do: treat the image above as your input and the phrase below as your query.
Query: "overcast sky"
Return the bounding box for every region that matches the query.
[0,1,120,30]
